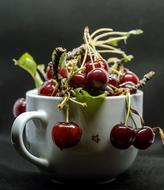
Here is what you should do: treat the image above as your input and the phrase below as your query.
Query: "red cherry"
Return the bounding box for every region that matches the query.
[13,98,26,117]
[110,124,135,149]
[120,72,139,85]
[85,60,109,74]
[58,68,67,78]
[52,122,82,150]
[86,68,109,90]
[70,73,87,88]
[133,127,155,150]
[108,75,119,87]
[46,65,54,80]
[39,79,58,96]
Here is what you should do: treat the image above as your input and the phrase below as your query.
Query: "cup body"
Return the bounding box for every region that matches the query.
[15,89,143,181]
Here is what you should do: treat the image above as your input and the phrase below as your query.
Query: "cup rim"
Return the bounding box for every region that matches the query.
[26,89,143,100]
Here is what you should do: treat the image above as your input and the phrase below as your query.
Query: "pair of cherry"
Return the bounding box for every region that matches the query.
[110,123,155,150]
[53,122,155,150]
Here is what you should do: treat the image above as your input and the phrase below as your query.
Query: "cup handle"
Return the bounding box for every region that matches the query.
[11,110,49,168]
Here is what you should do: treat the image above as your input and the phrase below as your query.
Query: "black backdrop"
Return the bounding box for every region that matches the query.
[0,0,164,133]
[0,0,164,189]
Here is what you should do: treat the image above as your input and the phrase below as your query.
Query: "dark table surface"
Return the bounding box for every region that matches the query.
[0,133,164,190]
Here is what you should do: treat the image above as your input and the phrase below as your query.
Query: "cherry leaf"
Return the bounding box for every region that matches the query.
[13,53,43,88]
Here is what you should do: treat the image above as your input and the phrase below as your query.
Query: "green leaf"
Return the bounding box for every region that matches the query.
[74,89,107,118]
[13,53,43,88]
[14,53,37,76]
[122,55,134,62]
[34,71,43,88]
[75,89,107,100]
[59,52,67,68]
[37,64,46,78]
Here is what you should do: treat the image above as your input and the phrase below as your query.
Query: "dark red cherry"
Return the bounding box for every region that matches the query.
[70,73,87,88]
[108,75,119,87]
[110,124,135,149]
[120,72,139,85]
[133,126,155,150]
[86,68,109,90]
[58,68,67,78]
[13,98,26,117]
[52,122,82,150]
[39,79,58,96]
[46,64,54,80]
[85,60,109,74]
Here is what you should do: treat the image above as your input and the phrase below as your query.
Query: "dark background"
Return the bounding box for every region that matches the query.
[0,0,164,189]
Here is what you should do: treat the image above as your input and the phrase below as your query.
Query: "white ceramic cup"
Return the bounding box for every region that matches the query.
[11,89,143,182]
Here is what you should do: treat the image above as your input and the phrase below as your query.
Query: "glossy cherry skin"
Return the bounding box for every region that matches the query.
[120,72,139,85]
[85,60,109,74]
[39,79,58,96]
[86,68,109,90]
[52,122,82,150]
[13,98,26,117]
[133,127,155,150]
[46,65,54,80]
[110,124,135,149]
[70,73,87,88]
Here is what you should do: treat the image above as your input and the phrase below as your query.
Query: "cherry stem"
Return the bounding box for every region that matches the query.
[110,67,123,76]
[84,27,94,64]
[130,107,145,127]
[58,96,69,109]
[65,103,69,123]
[90,28,113,38]
[124,93,138,129]
[92,29,143,42]
[80,45,88,68]
[95,36,127,45]
[87,32,103,61]
[69,97,87,107]
[153,127,164,145]
[125,92,131,126]
[129,111,138,129]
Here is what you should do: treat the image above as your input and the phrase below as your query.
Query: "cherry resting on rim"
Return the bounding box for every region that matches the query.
[85,60,109,74]
[120,72,139,85]
[119,81,137,94]
[39,79,58,96]
[52,122,82,150]
[13,98,26,117]
[110,124,135,149]
[86,68,109,90]
[133,126,155,150]
[70,73,87,88]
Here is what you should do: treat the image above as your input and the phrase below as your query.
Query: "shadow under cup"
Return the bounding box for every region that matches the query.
[11,89,143,182]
